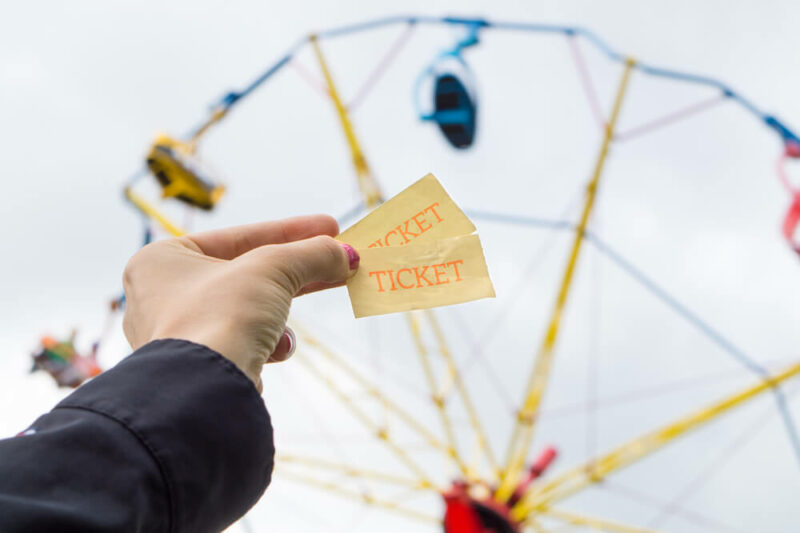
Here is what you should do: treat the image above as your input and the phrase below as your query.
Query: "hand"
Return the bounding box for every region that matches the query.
[121,215,359,392]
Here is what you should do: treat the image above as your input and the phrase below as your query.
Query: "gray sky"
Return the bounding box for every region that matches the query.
[2,1,800,531]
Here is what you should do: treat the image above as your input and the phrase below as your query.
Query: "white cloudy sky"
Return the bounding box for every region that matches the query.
[2,1,800,532]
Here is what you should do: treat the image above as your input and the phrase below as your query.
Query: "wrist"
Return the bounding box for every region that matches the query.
[149,323,266,390]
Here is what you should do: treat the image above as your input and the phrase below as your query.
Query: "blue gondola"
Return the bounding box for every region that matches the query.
[432,73,477,149]
[415,24,482,149]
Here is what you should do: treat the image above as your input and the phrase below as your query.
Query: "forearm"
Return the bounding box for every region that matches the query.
[0,339,274,533]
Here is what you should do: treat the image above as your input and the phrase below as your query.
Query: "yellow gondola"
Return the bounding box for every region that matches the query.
[145,134,225,210]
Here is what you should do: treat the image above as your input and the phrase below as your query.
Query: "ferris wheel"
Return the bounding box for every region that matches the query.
[36,15,800,533]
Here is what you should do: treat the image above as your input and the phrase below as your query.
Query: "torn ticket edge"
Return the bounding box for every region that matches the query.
[337,173,476,249]
[345,234,495,318]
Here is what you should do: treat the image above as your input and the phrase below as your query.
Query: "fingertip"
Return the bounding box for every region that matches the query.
[301,214,339,237]
[318,214,340,236]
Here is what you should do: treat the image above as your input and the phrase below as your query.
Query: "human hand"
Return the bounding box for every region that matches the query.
[121,215,359,392]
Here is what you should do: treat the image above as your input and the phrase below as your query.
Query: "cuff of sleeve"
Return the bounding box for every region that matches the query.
[56,339,274,533]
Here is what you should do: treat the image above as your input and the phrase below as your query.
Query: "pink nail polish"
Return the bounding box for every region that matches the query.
[341,243,360,270]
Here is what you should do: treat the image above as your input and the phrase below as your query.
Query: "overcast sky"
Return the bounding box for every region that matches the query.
[3,1,800,532]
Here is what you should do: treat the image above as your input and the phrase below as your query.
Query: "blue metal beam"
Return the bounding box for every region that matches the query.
[197,15,798,146]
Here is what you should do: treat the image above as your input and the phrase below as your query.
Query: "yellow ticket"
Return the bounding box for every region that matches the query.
[338,173,475,249]
[346,234,495,318]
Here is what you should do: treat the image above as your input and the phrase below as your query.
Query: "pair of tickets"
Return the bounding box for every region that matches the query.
[338,173,495,318]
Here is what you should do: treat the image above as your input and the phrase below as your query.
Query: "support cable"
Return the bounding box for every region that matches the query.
[602,481,744,533]
[567,34,606,129]
[539,508,658,533]
[447,307,518,412]
[645,388,790,528]
[464,187,586,378]
[464,208,800,468]
[540,361,793,418]
[348,23,417,112]
[586,241,602,463]
[584,232,800,467]
[615,95,727,142]
[290,58,331,98]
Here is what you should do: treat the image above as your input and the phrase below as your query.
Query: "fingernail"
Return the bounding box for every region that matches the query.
[341,243,360,270]
[284,327,296,357]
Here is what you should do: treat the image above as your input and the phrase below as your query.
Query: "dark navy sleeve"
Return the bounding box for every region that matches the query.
[0,339,274,533]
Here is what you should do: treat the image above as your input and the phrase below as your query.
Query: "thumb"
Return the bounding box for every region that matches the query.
[243,235,359,294]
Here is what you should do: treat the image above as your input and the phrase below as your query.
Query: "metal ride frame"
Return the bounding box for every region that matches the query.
[122,16,800,532]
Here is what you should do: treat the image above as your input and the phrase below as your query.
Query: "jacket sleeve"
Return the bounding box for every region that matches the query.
[0,339,274,533]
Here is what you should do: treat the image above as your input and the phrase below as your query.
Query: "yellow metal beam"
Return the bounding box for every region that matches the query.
[123,187,186,237]
[539,508,658,533]
[188,107,228,144]
[311,31,486,491]
[425,309,500,481]
[495,58,636,503]
[512,360,800,519]
[278,454,433,490]
[310,35,383,208]
[294,324,453,458]
[278,469,441,524]
[296,351,440,490]
[406,312,468,477]
[309,40,472,478]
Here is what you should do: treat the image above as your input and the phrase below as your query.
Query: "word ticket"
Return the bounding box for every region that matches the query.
[339,174,495,317]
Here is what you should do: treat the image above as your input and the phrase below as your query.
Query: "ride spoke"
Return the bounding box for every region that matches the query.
[294,324,453,457]
[278,454,433,490]
[295,351,439,489]
[495,57,636,503]
[512,361,800,519]
[278,469,441,524]
[406,312,468,477]
[425,309,500,480]
[310,34,383,208]
[123,187,186,237]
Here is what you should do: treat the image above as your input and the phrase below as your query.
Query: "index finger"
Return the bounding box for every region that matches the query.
[186,215,339,259]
